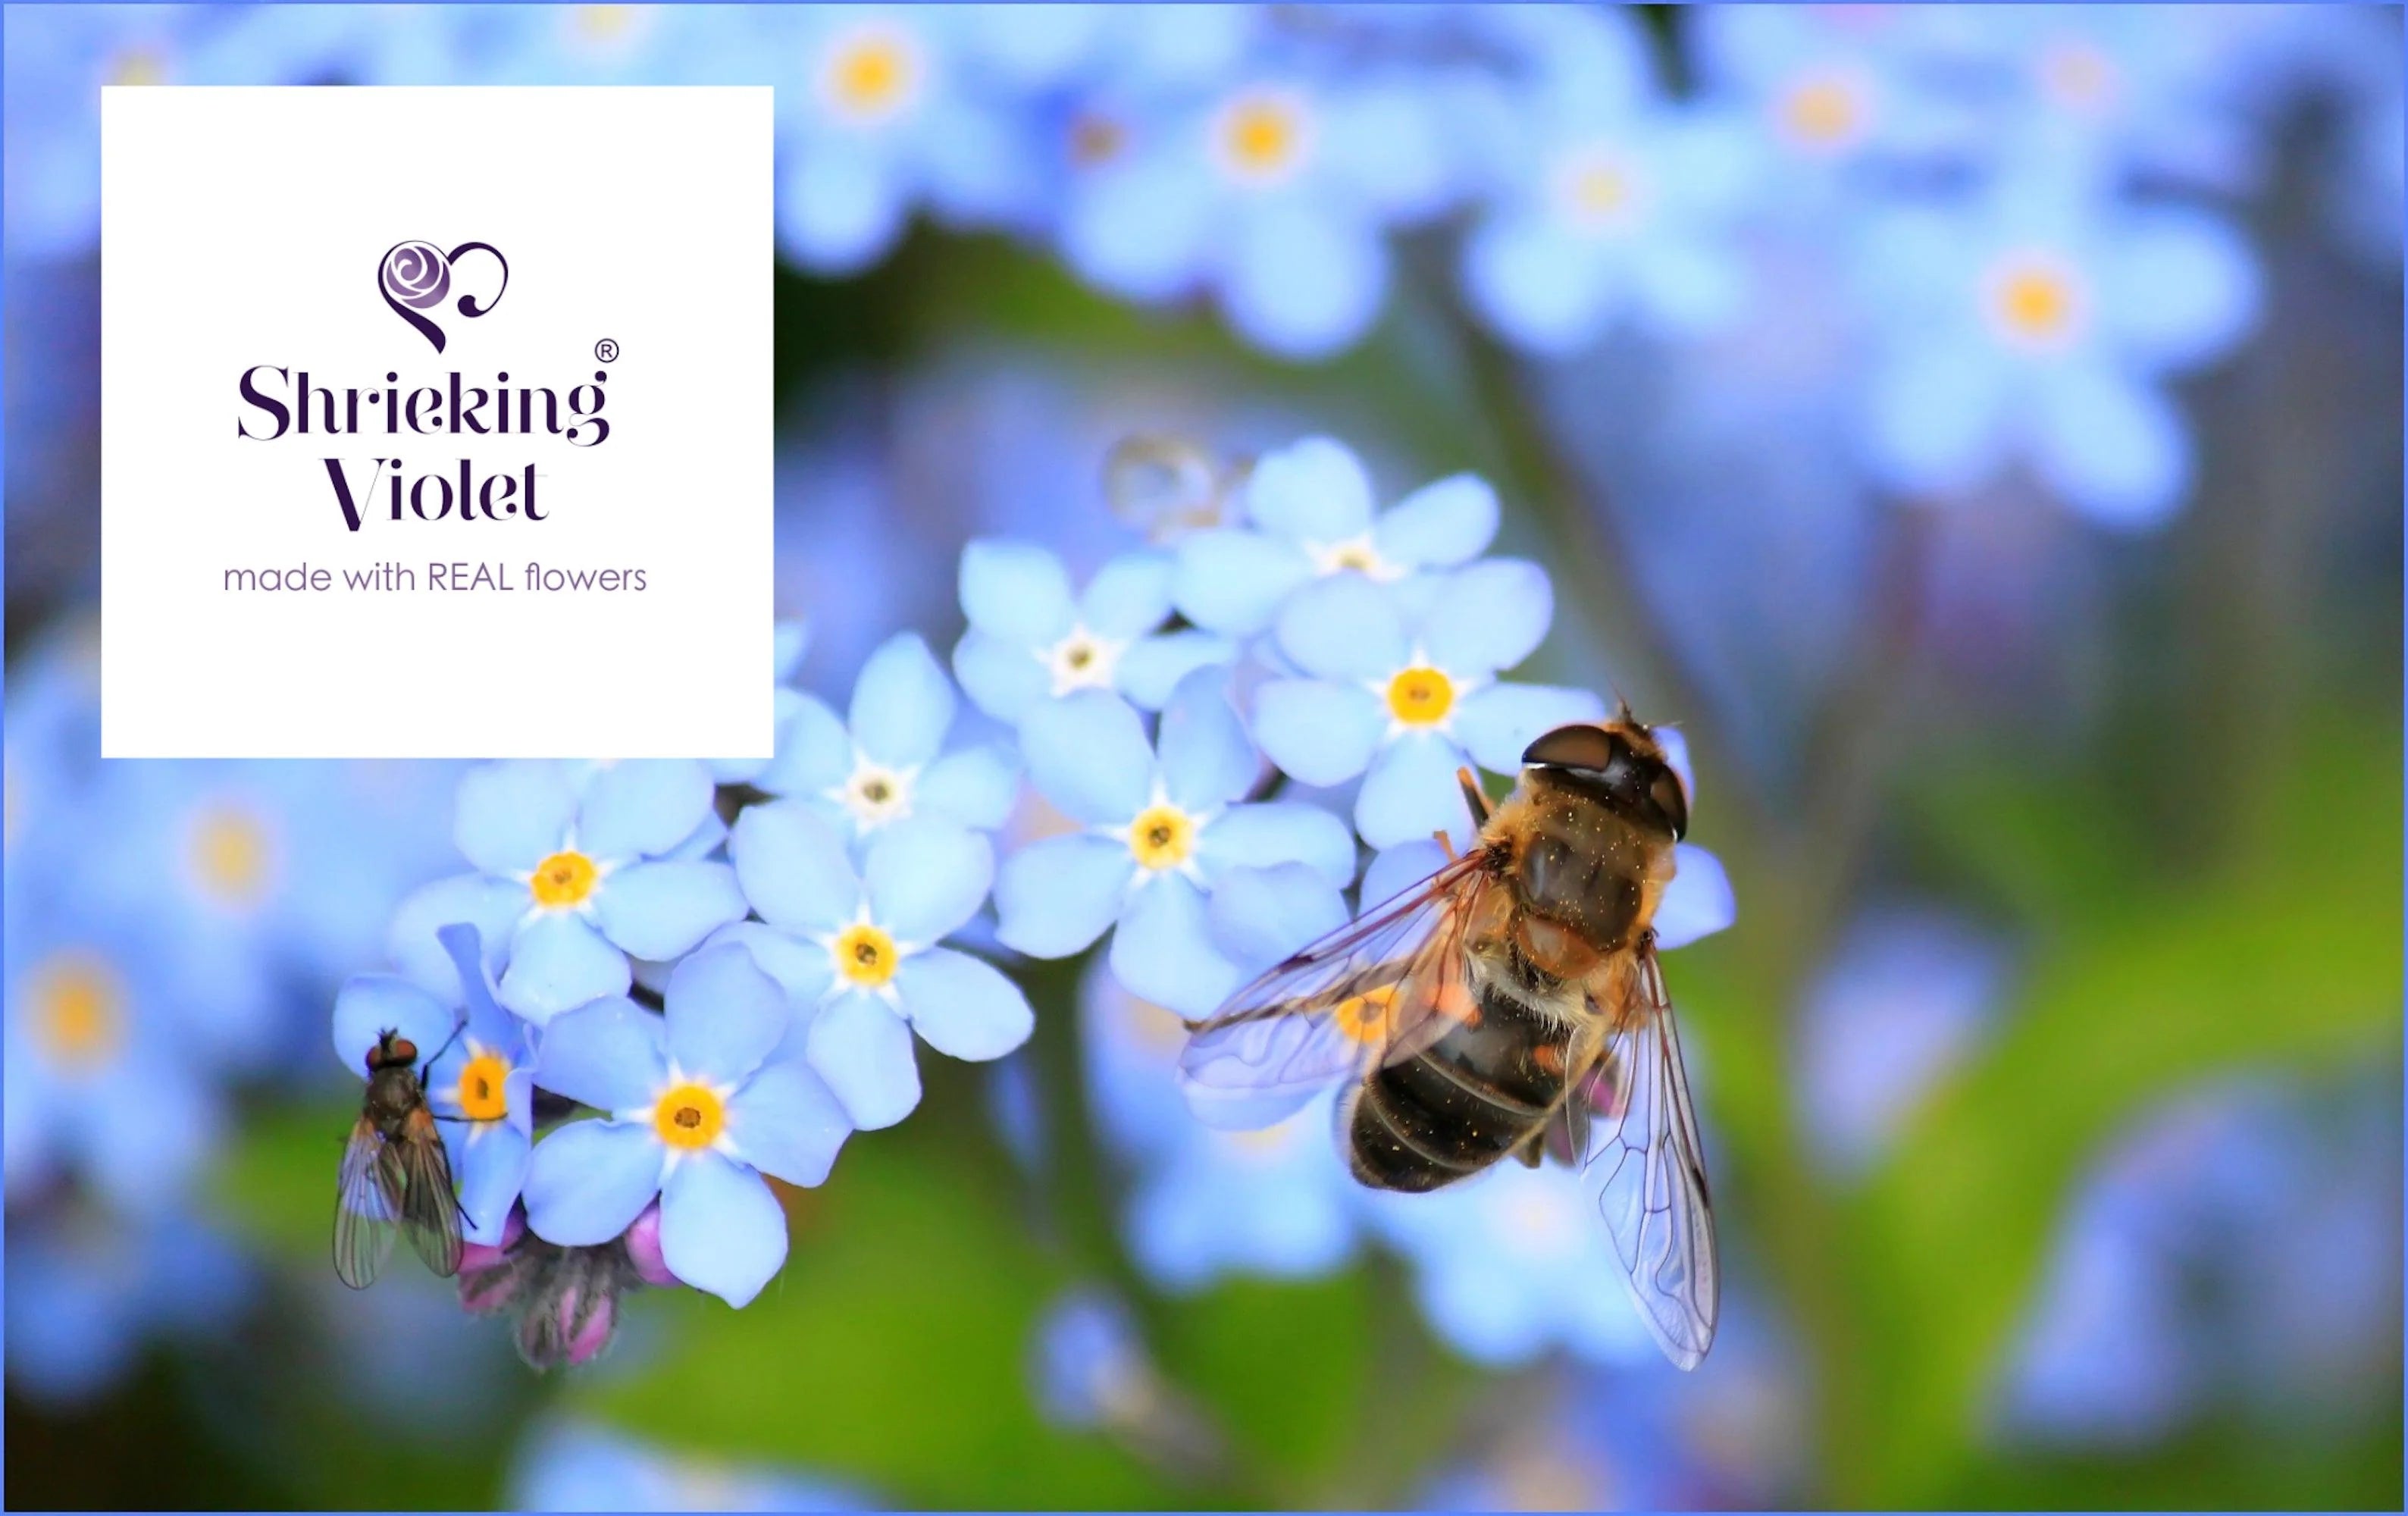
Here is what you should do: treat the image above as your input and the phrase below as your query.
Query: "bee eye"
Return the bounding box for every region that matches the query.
[1522,724,1616,772]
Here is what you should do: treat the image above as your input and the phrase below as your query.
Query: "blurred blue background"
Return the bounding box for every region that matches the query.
[3,4,2401,1509]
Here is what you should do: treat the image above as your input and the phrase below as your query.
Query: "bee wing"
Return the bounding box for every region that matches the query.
[396,1107,466,1279]
[1178,849,1491,1130]
[1573,943,1720,1370]
[333,1117,403,1290]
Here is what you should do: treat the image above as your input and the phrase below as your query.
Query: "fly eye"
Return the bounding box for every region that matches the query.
[1521,724,1617,772]
[1649,769,1689,840]
[387,1036,418,1066]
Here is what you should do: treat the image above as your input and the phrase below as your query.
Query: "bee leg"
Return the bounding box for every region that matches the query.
[1455,766,1491,827]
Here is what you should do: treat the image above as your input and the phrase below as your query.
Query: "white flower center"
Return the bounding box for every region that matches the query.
[1038,624,1127,697]
[1304,532,1404,582]
[829,753,917,832]
[1551,143,1649,236]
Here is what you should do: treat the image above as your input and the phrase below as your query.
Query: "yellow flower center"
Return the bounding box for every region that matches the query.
[1385,667,1456,727]
[30,953,124,1073]
[1987,255,2086,350]
[835,923,899,989]
[1557,146,1641,231]
[1332,985,1397,1045]
[2040,40,2116,111]
[1126,805,1196,871]
[1069,111,1126,166]
[108,49,165,88]
[574,5,637,42]
[1216,90,1309,184]
[530,850,600,909]
[653,1082,726,1151]
[454,1051,511,1123]
[190,803,274,907]
[824,27,919,124]
[1778,71,1867,152]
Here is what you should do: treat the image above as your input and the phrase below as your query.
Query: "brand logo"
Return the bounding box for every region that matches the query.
[378,239,509,352]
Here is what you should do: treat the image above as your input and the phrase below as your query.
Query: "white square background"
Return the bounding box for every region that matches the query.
[102,86,772,758]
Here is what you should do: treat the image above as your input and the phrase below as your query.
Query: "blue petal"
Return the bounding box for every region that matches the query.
[1419,559,1554,678]
[1865,341,2013,496]
[436,922,509,1035]
[532,995,665,1111]
[331,975,456,1079]
[1355,732,1475,850]
[83,1070,218,1217]
[960,537,1075,644]
[730,801,860,935]
[850,632,955,769]
[522,1119,662,1246]
[1451,682,1608,775]
[1058,155,1213,299]
[577,760,714,863]
[1655,844,1736,950]
[2028,360,2188,529]
[953,628,1051,723]
[995,834,1136,958]
[863,818,993,944]
[1076,551,1174,639]
[1275,574,1409,681]
[1018,690,1154,824]
[455,761,575,875]
[917,741,1020,831]
[700,922,835,1018]
[1110,875,1243,1020]
[1207,863,1350,973]
[1198,801,1357,888]
[774,619,810,681]
[1117,630,1238,710]
[1171,529,1314,637]
[456,1124,531,1247]
[723,1058,850,1186]
[778,143,906,274]
[894,947,1035,1061]
[1361,838,1456,912]
[1252,679,1386,787]
[664,943,790,1085]
[806,992,922,1130]
[1242,437,1378,543]
[752,692,851,798]
[2098,205,2260,372]
[1374,473,1498,569]
[659,1151,788,1308]
[387,872,525,998]
[498,913,631,1026]
[593,860,748,962]
[1221,205,1389,360]
[1462,211,1617,356]
[1156,666,1258,813]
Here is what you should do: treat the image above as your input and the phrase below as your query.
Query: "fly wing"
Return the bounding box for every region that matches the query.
[396,1107,465,1279]
[1177,849,1492,1131]
[1573,943,1720,1370]
[333,1117,403,1289]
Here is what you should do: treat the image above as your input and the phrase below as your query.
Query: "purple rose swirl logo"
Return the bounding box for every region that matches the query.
[379,240,509,352]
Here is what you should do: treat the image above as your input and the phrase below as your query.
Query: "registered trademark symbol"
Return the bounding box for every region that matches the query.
[594,338,619,363]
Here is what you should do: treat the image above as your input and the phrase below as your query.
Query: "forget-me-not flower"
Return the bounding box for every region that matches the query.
[753,631,1018,839]
[725,804,1035,1130]
[1249,562,1603,849]
[994,669,1356,1018]
[331,923,535,1247]
[389,760,747,1023]
[521,944,853,1307]
[1170,437,1498,638]
[955,540,1235,725]
[1856,173,2260,525]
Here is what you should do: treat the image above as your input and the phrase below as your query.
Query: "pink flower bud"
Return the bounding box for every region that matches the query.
[622,1200,678,1289]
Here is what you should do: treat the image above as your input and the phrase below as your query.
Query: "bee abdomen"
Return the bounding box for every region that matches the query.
[1343,988,1571,1193]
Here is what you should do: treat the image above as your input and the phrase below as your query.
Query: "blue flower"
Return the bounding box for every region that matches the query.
[1030,1287,1151,1431]
[752,631,1019,840]
[510,1417,868,1512]
[994,671,1356,1018]
[1459,12,1761,355]
[725,805,1034,1130]
[1170,437,1498,638]
[772,7,1038,274]
[1855,171,2260,526]
[390,760,747,1023]
[331,923,536,1247]
[5,1199,248,1408]
[1248,564,1602,849]
[953,540,1233,724]
[520,944,853,1308]
[1367,1160,1664,1367]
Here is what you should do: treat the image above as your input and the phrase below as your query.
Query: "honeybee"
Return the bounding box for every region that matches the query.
[333,1025,467,1289]
[1178,714,1718,1368]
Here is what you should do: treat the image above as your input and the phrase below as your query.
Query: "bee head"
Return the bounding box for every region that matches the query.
[1520,720,1689,840]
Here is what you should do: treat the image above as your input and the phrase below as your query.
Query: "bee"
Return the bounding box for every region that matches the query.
[333,1025,467,1289]
[1178,713,1718,1368]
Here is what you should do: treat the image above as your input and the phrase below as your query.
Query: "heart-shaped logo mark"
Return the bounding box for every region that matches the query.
[378,239,509,352]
